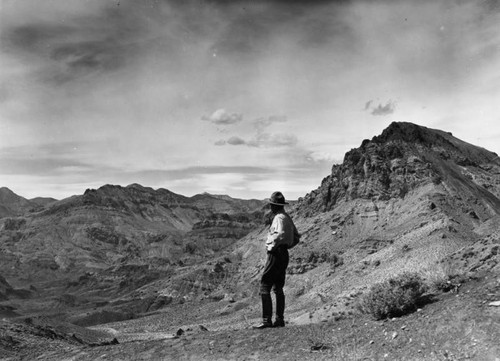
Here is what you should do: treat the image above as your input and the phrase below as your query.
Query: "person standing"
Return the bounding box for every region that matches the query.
[254,191,300,329]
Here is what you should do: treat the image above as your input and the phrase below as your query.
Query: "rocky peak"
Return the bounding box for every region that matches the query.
[299,122,500,214]
[369,122,499,166]
[370,121,449,145]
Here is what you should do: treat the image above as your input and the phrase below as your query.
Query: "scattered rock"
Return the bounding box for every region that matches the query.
[223,293,236,303]
[310,343,330,351]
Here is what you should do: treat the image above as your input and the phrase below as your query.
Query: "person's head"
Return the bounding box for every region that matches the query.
[267,191,288,214]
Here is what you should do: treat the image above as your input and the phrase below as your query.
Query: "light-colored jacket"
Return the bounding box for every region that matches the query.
[266,211,297,252]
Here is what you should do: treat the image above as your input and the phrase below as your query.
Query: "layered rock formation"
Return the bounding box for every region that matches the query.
[0,184,265,312]
[233,122,500,324]
[300,122,500,214]
[1,121,499,344]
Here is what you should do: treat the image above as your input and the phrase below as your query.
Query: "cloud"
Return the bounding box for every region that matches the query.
[0,141,106,176]
[364,100,396,116]
[254,115,288,132]
[50,40,125,77]
[218,132,298,148]
[0,157,93,176]
[1,4,156,85]
[371,101,395,116]
[202,109,243,125]
[247,133,298,148]
[214,113,297,148]
[364,100,372,111]
[226,136,246,145]
[6,23,75,53]
[306,151,336,163]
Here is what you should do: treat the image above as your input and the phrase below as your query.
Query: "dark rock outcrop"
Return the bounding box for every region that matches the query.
[299,122,500,214]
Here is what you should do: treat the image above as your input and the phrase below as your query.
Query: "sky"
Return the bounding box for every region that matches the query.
[1,0,499,200]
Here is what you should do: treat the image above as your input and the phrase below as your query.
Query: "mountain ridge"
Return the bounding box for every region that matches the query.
[1,122,499,360]
[298,121,500,214]
[231,121,500,328]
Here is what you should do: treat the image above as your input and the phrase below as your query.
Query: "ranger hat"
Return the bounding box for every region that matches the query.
[268,191,289,205]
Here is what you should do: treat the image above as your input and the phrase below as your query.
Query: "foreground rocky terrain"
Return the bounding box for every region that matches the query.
[1,122,499,360]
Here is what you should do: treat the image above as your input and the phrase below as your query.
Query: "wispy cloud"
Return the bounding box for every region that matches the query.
[364,100,396,116]
[226,136,246,145]
[247,133,298,148]
[202,109,243,125]
[2,6,147,84]
[254,115,288,132]
[0,141,107,175]
[208,113,297,148]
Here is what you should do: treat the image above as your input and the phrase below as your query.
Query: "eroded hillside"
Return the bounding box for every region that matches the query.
[0,183,265,325]
[1,122,499,360]
[231,122,500,324]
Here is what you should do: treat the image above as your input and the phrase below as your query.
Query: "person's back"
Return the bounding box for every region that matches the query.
[266,211,295,251]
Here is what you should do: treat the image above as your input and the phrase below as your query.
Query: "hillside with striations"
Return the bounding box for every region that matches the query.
[229,122,500,323]
[0,184,265,326]
[1,122,499,360]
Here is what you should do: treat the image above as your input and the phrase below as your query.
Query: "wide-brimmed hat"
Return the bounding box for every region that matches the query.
[268,191,288,205]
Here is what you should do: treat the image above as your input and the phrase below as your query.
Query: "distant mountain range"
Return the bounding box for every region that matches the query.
[0,183,266,308]
[0,184,264,220]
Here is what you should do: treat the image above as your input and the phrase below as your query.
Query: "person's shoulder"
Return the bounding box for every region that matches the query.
[276,212,294,223]
[274,212,287,220]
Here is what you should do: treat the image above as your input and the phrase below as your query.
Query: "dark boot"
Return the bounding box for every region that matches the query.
[274,290,285,327]
[253,320,273,329]
[253,294,273,329]
[273,318,285,327]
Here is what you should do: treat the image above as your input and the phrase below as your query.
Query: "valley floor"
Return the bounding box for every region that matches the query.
[1,275,499,361]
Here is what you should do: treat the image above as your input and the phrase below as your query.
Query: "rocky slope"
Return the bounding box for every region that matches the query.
[1,122,499,360]
[0,184,265,325]
[230,121,500,325]
[301,121,500,213]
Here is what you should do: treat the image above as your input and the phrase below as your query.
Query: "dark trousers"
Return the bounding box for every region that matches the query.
[260,246,289,322]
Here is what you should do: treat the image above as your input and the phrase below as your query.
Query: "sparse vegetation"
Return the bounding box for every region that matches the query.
[2,122,500,360]
[184,241,197,254]
[420,261,465,293]
[3,218,26,231]
[360,272,427,320]
[288,251,343,274]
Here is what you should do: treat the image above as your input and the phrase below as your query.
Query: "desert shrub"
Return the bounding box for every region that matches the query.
[360,272,427,320]
[420,262,465,293]
[184,242,197,254]
[288,251,343,274]
[3,218,26,231]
